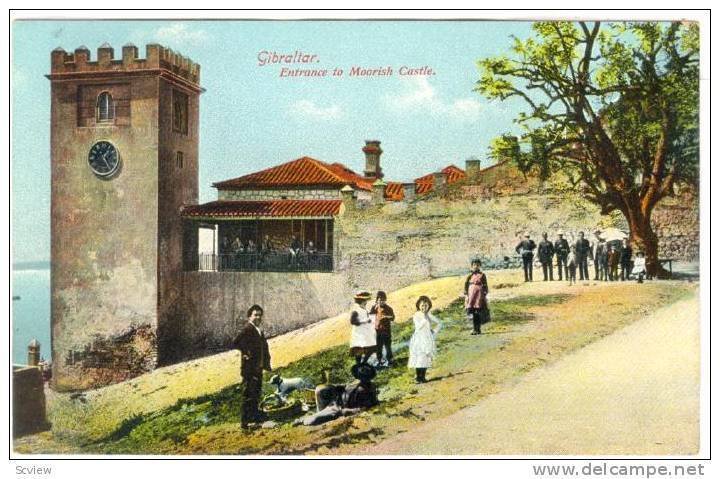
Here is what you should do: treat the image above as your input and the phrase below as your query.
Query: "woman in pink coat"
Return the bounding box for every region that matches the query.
[464,259,489,335]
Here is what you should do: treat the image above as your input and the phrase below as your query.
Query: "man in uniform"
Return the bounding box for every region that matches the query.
[620,238,633,281]
[592,231,605,281]
[233,304,272,429]
[575,231,591,280]
[607,243,620,281]
[515,232,537,282]
[537,232,555,281]
[554,232,570,281]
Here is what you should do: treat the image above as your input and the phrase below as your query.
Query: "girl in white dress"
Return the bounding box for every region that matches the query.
[408,295,442,383]
[349,291,377,364]
[632,251,647,283]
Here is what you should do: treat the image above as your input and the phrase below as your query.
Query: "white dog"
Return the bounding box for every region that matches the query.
[268,375,315,398]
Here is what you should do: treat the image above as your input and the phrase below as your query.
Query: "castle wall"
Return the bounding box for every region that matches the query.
[218,188,341,201]
[173,271,352,359]
[50,75,161,391]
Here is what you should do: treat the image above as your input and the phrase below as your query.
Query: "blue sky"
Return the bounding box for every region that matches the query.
[11,20,532,262]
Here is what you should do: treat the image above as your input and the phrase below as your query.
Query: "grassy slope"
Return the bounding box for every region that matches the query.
[35,274,473,450]
[34,280,694,455]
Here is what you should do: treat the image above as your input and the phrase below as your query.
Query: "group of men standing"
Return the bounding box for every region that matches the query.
[515,231,634,282]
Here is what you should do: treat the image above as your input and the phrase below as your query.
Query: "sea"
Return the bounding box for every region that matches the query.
[11,268,51,365]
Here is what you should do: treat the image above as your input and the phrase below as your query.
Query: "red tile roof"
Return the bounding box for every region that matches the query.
[182,200,342,219]
[212,156,373,191]
[415,164,467,186]
[382,165,467,200]
[384,182,405,201]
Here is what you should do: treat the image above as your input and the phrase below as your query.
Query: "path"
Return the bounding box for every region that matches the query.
[360,294,699,455]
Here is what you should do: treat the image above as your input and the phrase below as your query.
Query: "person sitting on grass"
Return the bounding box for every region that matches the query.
[297,363,378,426]
[408,295,442,384]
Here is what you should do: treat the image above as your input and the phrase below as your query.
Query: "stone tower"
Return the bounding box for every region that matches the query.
[47,44,202,391]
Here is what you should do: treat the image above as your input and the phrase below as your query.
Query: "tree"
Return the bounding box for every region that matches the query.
[476,21,699,277]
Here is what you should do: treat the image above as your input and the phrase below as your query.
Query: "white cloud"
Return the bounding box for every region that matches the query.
[448,98,485,119]
[154,23,209,45]
[288,100,343,120]
[386,76,484,121]
[392,76,437,109]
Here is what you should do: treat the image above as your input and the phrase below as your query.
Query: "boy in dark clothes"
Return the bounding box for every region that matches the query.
[370,291,395,367]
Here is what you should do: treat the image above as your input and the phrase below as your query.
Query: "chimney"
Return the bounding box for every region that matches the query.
[433,171,447,194]
[27,339,40,367]
[465,158,481,181]
[372,179,387,204]
[340,185,356,213]
[402,182,416,202]
[362,140,383,179]
[122,43,138,65]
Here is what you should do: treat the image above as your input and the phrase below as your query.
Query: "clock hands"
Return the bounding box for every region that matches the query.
[101,151,111,170]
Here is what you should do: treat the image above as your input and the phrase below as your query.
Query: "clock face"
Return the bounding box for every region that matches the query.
[88,141,120,177]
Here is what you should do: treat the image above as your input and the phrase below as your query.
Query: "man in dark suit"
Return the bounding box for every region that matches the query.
[593,231,608,281]
[575,231,591,280]
[554,232,570,281]
[620,238,633,281]
[515,233,537,282]
[233,304,272,429]
[537,232,555,281]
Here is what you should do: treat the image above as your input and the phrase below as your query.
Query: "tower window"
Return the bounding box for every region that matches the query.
[96,91,115,122]
[176,151,184,169]
[172,90,189,134]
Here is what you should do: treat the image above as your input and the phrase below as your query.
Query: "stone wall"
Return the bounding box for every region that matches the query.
[168,271,353,361]
[651,189,700,261]
[218,188,340,201]
[12,366,49,437]
[334,194,617,296]
[60,324,157,390]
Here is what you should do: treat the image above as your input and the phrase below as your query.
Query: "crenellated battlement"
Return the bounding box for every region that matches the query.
[50,43,200,85]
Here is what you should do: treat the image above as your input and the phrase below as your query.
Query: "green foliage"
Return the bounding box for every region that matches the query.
[476,21,699,219]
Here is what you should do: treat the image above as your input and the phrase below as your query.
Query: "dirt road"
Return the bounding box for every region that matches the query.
[361,294,699,455]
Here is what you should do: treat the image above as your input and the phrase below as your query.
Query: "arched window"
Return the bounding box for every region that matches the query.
[96,91,115,122]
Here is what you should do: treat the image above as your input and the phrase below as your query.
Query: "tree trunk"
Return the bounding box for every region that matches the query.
[625,204,671,279]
